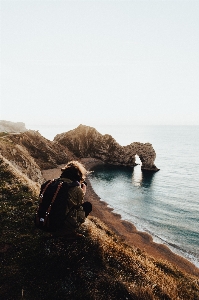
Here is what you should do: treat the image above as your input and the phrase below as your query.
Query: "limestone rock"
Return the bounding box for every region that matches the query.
[7,130,77,169]
[0,130,77,183]
[54,124,159,171]
[124,142,159,171]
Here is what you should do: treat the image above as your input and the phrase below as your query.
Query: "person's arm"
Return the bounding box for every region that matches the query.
[81,182,87,195]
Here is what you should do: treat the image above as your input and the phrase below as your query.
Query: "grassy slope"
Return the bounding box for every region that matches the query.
[1,157,199,300]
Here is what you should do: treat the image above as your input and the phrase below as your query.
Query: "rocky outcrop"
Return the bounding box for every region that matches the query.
[54,124,159,172]
[7,130,77,169]
[0,130,77,183]
[0,120,27,133]
[0,122,159,183]
[124,142,159,172]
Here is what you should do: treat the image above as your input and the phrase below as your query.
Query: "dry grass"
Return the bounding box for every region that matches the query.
[85,217,199,300]
[1,156,199,300]
[0,154,40,196]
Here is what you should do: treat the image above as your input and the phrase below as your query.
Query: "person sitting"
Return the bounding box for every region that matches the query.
[52,160,92,238]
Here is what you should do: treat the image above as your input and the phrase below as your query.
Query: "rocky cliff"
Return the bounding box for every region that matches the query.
[54,124,159,171]
[2,124,199,299]
[0,123,159,185]
[0,130,77,183]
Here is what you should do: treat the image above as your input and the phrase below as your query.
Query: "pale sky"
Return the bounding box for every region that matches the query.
[1,0,199,131]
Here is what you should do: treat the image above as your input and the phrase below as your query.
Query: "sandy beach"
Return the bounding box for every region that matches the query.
[42,158,199,278]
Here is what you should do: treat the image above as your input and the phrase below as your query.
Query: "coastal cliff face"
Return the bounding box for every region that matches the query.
[0,130,77,183]
[1,123,199,299]
[0,123,159,186]
[54,124,159,171]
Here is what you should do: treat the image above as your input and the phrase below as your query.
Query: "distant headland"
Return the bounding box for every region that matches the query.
[0,120,27,133]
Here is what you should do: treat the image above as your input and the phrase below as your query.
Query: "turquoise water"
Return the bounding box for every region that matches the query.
[88,126,199,267]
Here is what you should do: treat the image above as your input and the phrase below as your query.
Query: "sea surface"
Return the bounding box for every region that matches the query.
[87,125,199,268]
[33,124,199,267]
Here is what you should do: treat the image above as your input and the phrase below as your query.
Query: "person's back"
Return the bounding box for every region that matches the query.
[37,161,92,238]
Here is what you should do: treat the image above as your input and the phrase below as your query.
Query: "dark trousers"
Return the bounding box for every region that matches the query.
[82,201,92,217]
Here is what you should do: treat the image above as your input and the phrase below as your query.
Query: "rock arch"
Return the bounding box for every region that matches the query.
[124,142,159,172]
[54,124,159,172]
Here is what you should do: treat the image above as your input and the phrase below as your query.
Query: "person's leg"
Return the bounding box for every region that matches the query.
[82,202,92,217]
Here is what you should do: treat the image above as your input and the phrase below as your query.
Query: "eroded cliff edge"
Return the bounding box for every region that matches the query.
[0,130,77,183]
[54,124,159,172]
[0,123,159,180]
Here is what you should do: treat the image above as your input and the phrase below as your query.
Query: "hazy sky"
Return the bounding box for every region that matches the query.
[1,0,199,131]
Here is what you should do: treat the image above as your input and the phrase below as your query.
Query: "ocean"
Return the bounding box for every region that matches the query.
[33,124,199,267]
[87,125,199,268]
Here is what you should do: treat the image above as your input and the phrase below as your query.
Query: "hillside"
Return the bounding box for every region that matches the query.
[0,130,77,183]
[0,158,199,300]
[1,156,199,299]
[1,125,199,299]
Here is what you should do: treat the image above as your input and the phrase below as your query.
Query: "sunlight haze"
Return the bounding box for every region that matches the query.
[1,0,199,133]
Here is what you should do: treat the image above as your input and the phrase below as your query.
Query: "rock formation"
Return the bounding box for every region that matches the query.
[54,124,159,172]
[7,130,77,169]
[0,122,159,183]
[0,130,77,183]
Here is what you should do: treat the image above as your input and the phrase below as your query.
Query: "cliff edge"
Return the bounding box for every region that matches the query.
[0,130,77,183]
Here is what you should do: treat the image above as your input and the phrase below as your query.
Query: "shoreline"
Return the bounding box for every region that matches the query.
[42,158,199,278]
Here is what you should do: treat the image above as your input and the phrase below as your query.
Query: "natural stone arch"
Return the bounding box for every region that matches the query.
[124,142,159,171]
[55,124,159,172]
